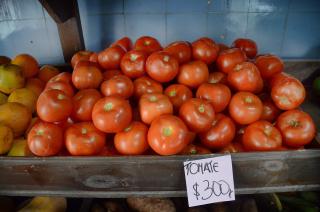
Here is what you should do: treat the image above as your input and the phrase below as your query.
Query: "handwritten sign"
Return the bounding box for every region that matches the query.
[183,155,235,207]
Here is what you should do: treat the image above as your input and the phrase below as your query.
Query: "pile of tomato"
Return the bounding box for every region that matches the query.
[27,36,316,156]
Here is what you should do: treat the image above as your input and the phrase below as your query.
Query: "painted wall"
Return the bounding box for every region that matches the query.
[1,0,320,64]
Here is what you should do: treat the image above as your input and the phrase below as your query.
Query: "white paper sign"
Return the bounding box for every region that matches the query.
[183,155,235,207]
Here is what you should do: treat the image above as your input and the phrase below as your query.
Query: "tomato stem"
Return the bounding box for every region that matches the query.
[289,120,300,127]
[130,54,138,62]
[198,104,205,113]
[124,125,131,132]
[163,55,170,62]
[81,128,87,134]
[244,97,253,103]
[149,96,157,102]
[190,149,197,154]
[144,40,151,46]
[36,129,44,136]
[162,127,173,137]
[104,102,113,111]
[169,90,176,97]
[57,94,65,100]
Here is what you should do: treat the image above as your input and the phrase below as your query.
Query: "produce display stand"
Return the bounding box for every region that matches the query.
[0,0,319,198]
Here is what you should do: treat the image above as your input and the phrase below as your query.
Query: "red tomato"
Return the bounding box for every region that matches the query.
[114,121,149,155]
[218,43,229,52]
[196,83,231,112]
[139,93,173,125]
[89,52,99,63]
[229,92,263,125]
[27,121,63,156]
[260,96,281,122]
[179,144,211,155]
[100,75,134,99]
[232,38,257,59]
[92,96,132,133]
[37,89,73,122]
[179,98,215,133]
[192,37,219,64]
[103,70,122,80]
[54,117,74,131]
[45,81,75,97]
[255,54,284,79]
[72,61,103,90]
[216,48,247,74]
[65,122,106,156]
[134,36,162,55]
[71,51,93,68]
[147,115,189,155]
[177,60,209,88]
[276,109,316,147]
[146,51,179,83]
[48,72,72,84]
[98,45,126,70]
[71,89,102,121]
[164,84,193,111]
[111,37,132,52]
[199,113,236,149]
[133,76,163,99]
[120,50,146,79]
[164,41,192,64]
[220,142,244,153]
[208,72,227,84]
[243,120,282,151]
[228,62,263,93]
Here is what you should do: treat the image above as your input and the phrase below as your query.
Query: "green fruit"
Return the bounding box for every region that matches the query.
[0,64,25,94]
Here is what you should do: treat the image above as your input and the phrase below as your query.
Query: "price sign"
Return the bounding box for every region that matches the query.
[183,155,235,207]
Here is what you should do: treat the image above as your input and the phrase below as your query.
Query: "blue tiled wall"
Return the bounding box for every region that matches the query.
[0,0,320,64]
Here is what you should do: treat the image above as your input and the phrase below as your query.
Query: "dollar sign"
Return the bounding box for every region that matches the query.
[193,182,200,200]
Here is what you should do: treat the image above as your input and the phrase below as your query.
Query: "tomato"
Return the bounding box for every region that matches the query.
[220,142,244,153]
[232,38,257,59]
[199,113,236,149]
[218,43,229,52]
[98,45,126,70]
[71,89,102,121]
[229,92,263,125]
[11,54,39,78]
[114,121,149,155]
[120,50,146,79]
[45,80,75,97]
[177,60,209,88]
[146,51,179,83]
[255,54,284,79]
[71,51,93,68]
[164,84,193,111]
[276,109,316,147]
[103,70,122,80]
[216,48,247,74]
[164,41,192,64]
[48,72,72,84]
[54,117,74,131]
[27,121,63,156]
[25,78,45,97]
[89,52,99,63]
[92,96,132,133]
[65,122,106,156]
[192,37,219,64]
[179,98,215,133]
[100,75,134,99]
[147,115,189,155]
[134,36,162,55]
[227,62,263,93]
[196,83,231,112]
[208,72,227,84]
[133,76,163,99]
[72,61,103,90]
[243,120,282,151]
[271,75,305,110]
[111,37,132,52]
[179,144,211,155]
[260,96,281,122]
[139,93,173,125]
[38,65,60,83]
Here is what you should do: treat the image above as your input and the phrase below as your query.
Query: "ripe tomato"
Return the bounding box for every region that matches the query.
[48,72,72,84]
[216,48,247,74]
[199,113,236,149]
[11,54,39,78]
[146,51,179,83]
[71,50,93,68]
[134,36,162,55]
[72,61,103,89]
[220,142,244,153]
[133,76,163,99]
[228,62,263,93]
[192,37,219,64]
[38,65,60,83]
[208,72,227,84]
[37,89,73,122]
[45,80,75,97]
[25,78,45,97]
[164,41,192,64]
[196,83,231,112]
[92,96,132,133]
[255,54,284,79]
[243,120,282,151]
[271,75,305,110]
[98,45,126,70]
[111,37,132,52]
[260,96,281,122]
[27,121,63,156]
[65,122,106,156]
[179,144,211,155]
[147,115,189,155]
[89,52,99,63]
[120,50,146,79]
[276,110,316,147]
[71,89,102,121]
[229,92,263,125]
[218,43,229,52]
[139,93,173,125]
[177,60,209,88]
[179,98,215,133]
[232,38,257,59]
[114,121,149,155]
[103,70,122,80]
[100,75,134,99]
[164,84,193,111]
